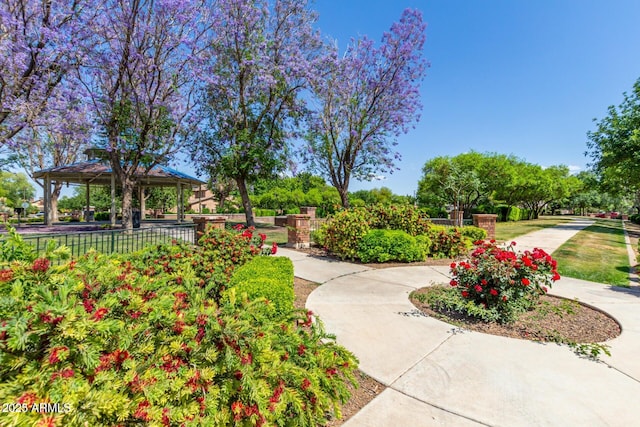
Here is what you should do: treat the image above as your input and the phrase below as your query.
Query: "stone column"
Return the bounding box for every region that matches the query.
[287,214,311,249]
[193,216,226,244]
[472,214,498,240]
[300,206,317,220]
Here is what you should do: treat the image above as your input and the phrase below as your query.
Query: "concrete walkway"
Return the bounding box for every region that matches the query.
[279,218,640,427]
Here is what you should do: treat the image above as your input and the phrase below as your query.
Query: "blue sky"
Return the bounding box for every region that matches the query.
[305,0,640,196]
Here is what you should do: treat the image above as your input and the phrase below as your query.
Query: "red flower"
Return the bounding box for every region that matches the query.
[32,258,50,272]
[502,295,508,301]
[297,344,306,356]
[271,242,278,255]
[474,285,482,292]
[450,262,457,269]
[461,291,469,298]
[552,272,561,281]
[259,233,267,242]
[17,392,37,406]
[511,241,517,246]
[92,307,109,321]
[233,224,244,231]
[481,279,488,285]
[49,346,68,364]
[521,278,530,286]
[301,378,311,390]
[60,368,74,378]
[232,401,244,418]
[489,288,498,296]
[0,269,13,282]
[134,401,151,421]
[449,280,458,287]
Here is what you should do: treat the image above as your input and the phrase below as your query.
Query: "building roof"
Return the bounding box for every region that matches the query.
[33,159,205,187]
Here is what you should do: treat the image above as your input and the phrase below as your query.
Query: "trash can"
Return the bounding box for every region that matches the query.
[84,210,95,222]
[132,209,141,229]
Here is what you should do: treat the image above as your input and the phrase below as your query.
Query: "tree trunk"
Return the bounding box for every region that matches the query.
[338,187,350,209]
[120,178,135,230]
[236,177,255,227]
[51,183,62,222]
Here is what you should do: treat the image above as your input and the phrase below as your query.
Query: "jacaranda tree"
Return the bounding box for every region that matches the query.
[302,8,427,208]
[79,0,207,229]
[191,0,322,227]
[0,0,98,147]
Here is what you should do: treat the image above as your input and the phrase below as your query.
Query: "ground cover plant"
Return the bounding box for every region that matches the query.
[553,219,629,286]
[0,226,358,426]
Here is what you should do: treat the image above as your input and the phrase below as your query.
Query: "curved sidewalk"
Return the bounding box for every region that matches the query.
[279,218,640,426]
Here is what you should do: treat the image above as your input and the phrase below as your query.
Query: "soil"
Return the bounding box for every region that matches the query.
[410,287,621,343]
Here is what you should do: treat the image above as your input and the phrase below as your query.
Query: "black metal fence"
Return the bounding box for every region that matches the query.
[6,224,196,259]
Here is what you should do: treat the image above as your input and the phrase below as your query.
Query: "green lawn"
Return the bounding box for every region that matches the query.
[227,221,288,245]
[494,216,574,242]
[552,219,630,287]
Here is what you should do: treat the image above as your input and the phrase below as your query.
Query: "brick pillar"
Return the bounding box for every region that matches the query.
[193,216,226,244]
[472,214,497,240]
[287,214,311,249]
[300,206,317,219]
[450,210,464,226]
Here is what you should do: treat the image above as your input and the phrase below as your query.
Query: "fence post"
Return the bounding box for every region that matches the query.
[472,214,498,240]
[287,214,311,249]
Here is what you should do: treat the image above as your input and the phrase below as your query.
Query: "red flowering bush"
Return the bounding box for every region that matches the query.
[447,240,560,323]
[0,235,358,426]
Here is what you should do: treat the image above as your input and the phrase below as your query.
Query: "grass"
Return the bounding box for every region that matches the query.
[494,216,573,242]
[227,221,288,245]
[552,219,630,287]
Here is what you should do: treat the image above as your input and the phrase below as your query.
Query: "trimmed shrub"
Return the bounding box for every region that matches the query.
[227,256,294,316]
[460,226,488,242]
[94,212,110,221]
[356,229,426,263]
[630,214,640,225]
[254,208,276,217]
[284,207,301,215]
[317,208,373,260]
[0,231,359,426]
[427,225,472,258]
[319,204,433,260]
[369,204,431,236]
[190,225,264,299]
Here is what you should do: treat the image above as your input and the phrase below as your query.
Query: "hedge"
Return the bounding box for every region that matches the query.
[227,256,295,316]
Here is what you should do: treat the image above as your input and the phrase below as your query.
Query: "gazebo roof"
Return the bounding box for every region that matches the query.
[33,159,205,187]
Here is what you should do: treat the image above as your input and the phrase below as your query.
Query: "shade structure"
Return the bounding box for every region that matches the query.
[33,159,205,226]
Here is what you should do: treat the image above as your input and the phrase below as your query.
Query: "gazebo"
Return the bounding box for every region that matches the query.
[33,149,206,226]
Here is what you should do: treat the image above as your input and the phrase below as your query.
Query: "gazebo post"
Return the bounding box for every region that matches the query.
[139,185,145,220]
[110,174,116,227]
[44,174,52,226]
[85,181,90,222]
[176,182,183,223]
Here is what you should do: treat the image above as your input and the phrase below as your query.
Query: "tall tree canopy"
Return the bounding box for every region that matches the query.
[0,0,97,147]
[587,78,640,211]
[79,0,206,229]
[190,0,321,227]
[302,9,427,208]
[417,152,517,216]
